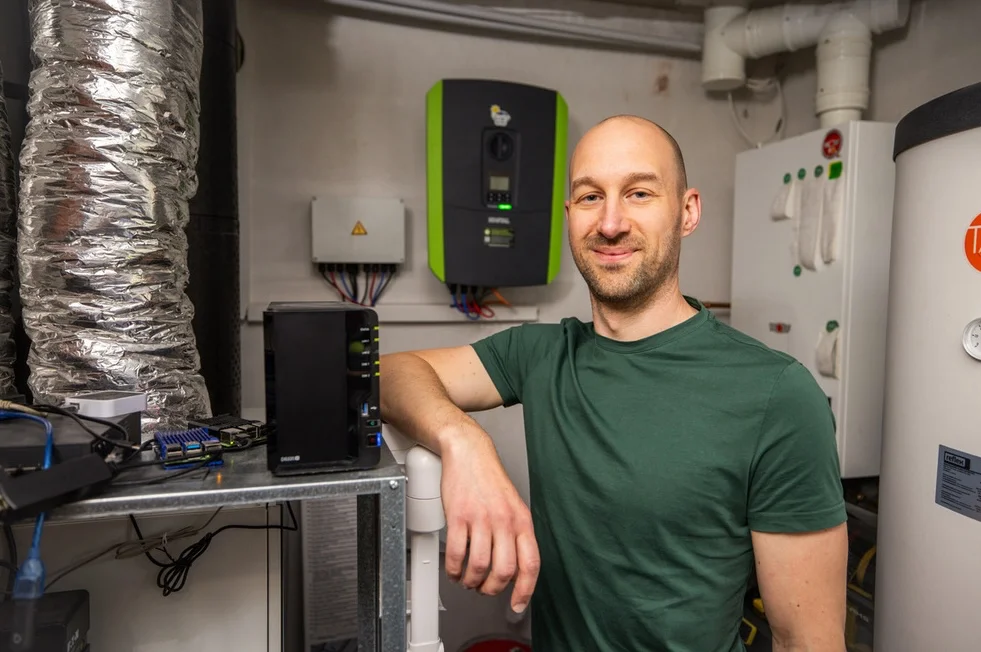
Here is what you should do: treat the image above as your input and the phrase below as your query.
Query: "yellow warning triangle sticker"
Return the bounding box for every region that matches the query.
[351,221,367,236]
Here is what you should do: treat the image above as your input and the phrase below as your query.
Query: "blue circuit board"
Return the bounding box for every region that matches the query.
[154,427,224,469]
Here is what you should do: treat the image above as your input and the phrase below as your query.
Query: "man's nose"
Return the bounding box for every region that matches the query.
[597,202,630,240]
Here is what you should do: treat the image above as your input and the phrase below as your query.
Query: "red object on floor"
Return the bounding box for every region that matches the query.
[458,637,532,652]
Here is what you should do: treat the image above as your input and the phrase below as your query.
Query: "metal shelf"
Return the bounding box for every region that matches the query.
[48,446,404,521]
[45,445,407,652]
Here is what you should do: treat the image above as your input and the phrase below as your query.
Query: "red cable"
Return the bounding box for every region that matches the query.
[368,271,378,305]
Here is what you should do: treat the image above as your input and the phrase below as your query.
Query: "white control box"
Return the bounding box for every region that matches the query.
[64,390,147,418]
[311,196,406,265]
[730,121,896,479]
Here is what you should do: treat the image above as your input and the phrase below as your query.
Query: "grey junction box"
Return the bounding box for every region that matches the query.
[311,196,406,265]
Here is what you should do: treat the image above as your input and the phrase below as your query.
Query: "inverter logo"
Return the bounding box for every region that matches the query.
[490,104,511,127]
[944,451,969,470]
[487,216,511,225]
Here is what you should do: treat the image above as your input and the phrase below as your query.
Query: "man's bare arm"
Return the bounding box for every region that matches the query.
[379,346,503,455]
[752,523,848,651]
[379,346,540,613]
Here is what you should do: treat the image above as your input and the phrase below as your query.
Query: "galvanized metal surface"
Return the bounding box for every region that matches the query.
[48,446,406,521]
[48,445,408,651]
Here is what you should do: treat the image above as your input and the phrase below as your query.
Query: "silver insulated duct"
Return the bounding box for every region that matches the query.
[18,0,212,432]
[0,63,17,396]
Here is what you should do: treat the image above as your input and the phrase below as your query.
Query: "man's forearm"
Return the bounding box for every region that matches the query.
[773,642,844,652]
[379,352,485,455]
[771,630,846,652]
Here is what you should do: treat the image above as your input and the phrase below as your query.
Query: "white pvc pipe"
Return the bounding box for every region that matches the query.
[405,445,445,652]
[816,11,872,128]
[702,6,749,92]
[325,0,703,54]
[383,422,415,465]
[723,3,842,59]
[721,0,908,59]
[409,532,442,652]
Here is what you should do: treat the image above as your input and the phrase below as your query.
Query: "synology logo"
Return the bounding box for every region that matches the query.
[944,451,969,470]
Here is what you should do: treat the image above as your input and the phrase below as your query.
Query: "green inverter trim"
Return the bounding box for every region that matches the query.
[426,79,568,288]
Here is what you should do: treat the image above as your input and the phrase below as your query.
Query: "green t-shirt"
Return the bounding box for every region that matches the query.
[470,297,846,652]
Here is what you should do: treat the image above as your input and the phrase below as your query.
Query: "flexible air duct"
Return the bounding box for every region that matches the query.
[0,63,17,396]
[18,0,211,432]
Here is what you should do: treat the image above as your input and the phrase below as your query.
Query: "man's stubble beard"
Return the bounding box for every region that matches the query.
[571,218,683,311]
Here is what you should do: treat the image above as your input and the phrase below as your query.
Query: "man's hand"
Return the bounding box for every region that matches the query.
[440,426,540,614]
[379,347,541,613]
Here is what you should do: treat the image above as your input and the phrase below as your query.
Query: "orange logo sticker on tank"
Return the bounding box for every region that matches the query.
[966,213,981,273]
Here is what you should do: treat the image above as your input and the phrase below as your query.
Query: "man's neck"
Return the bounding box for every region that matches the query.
[590,283,698,342]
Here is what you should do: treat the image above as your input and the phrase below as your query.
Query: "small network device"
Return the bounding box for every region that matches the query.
[263,302,382,476]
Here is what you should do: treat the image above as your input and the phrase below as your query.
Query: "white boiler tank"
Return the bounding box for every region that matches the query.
[876,82,981,651]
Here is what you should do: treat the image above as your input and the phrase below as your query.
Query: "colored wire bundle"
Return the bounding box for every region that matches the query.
[320,263,397,306]
[448,284,510,320]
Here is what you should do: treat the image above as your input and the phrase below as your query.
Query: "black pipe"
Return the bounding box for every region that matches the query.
[186,0,241,418]
[1,0,33,401]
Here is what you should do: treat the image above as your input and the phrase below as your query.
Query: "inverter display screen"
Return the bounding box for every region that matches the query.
[489,175,510,191]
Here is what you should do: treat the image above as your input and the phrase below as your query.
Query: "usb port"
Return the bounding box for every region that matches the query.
[202,440,223,456]
[361,402,369,417]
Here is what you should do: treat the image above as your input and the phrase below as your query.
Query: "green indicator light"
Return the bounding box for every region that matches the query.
[497,204,512,211]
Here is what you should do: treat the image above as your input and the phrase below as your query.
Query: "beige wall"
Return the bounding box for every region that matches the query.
[236,0,981,648]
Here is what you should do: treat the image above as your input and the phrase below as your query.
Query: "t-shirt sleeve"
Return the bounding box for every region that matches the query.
[470,324,552,407]
[747,361,847,533]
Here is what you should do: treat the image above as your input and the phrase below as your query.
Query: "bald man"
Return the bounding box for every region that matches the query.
[380,115,848,652]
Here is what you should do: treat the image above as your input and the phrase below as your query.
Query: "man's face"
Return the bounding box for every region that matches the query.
[565,119,700,308]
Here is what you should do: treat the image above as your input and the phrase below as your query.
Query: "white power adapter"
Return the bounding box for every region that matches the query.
[63,391,147,418]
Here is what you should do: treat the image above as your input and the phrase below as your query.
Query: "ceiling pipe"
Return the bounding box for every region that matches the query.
[325,0,704,54]
[702,0,910,127]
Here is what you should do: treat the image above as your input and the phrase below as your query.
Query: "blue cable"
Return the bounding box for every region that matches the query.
[370,269,388,306]
[451,289,478,320]
[456,287,480,321]
[0,410,52,647]
[338,269,355,301]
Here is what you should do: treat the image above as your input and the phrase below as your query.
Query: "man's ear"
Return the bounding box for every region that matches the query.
[680,188,701,237]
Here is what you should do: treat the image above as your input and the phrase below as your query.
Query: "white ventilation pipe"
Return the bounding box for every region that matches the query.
[405,445,445,652]
[702,0,910,127]
[816,12,872,128]
[384,425,446,652]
